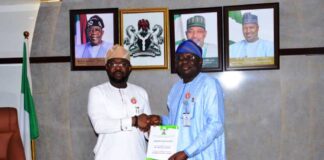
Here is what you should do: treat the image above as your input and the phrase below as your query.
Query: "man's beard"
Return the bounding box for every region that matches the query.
[108,71,129,84]
[191,39,204,47]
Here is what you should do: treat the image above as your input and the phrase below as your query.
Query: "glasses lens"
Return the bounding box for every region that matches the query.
[108,62,129,67]
[177,55,196,61]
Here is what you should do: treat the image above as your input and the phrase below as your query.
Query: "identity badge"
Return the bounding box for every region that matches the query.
[182,113,191,127]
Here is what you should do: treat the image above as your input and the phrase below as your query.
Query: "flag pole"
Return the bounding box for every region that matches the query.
[23,31,37,160]
[31,140,36,160]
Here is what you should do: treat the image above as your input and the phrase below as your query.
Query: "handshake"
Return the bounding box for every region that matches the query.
[132,114,161,132]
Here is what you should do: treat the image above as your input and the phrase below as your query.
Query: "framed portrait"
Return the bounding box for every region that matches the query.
[120,8,168,69]
[70,8,119,70]
[224,3,279,71]
[169,7,223,73]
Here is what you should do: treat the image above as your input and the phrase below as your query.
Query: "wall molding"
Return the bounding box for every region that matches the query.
[0,56,70,64]
[0,47,323,64]
[279,47,324,56]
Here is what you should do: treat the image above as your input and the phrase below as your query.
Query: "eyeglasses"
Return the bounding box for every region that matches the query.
[107,63,130,68]
[176,55,197,62]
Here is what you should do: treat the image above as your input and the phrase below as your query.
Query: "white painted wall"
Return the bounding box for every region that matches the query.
[0,2,39,107]
[0,64,22,107]
[0,3,39,58]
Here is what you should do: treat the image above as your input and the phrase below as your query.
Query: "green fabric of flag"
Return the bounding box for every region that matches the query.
[229,11,243,24]
[21,42,39,140]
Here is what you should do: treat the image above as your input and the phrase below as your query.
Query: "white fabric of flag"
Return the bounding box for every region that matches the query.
[75,15,81,45]
[174,15,186,46]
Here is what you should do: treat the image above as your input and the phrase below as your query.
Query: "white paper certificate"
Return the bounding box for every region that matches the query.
[146,125,179,160]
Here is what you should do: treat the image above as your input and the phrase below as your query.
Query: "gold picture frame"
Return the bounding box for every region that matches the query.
[120,8,169,70]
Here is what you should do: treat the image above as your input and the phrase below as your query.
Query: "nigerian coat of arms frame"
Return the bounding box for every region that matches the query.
[120,8,169,69]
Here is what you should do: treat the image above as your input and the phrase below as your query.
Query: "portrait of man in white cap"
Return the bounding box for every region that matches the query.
[75,15,113,58]
[229,12,274,59]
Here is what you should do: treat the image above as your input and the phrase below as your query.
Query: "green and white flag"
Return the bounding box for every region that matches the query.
[228,11,244,45]
[75,15,81,45]
[20,40,39,160]
[174,15,186,46]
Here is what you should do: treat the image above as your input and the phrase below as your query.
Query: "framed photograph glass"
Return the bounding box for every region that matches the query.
[169,7,223,73]
[70,8,119,70]
[224,3,279,71]
[120,8,168,69]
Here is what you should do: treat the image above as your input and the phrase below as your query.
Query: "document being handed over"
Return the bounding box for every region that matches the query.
[146,125,179,160]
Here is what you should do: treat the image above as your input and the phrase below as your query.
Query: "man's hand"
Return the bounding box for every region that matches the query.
[168,151,188,160]
[149,115,161,125]
[137,114,150,132]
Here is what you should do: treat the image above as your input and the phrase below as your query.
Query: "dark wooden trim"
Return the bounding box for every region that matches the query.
[0,56,70,64]
[280,47,324,56]
[30,56,70,63]
[0,47,323,64]
[0,58,22,64]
